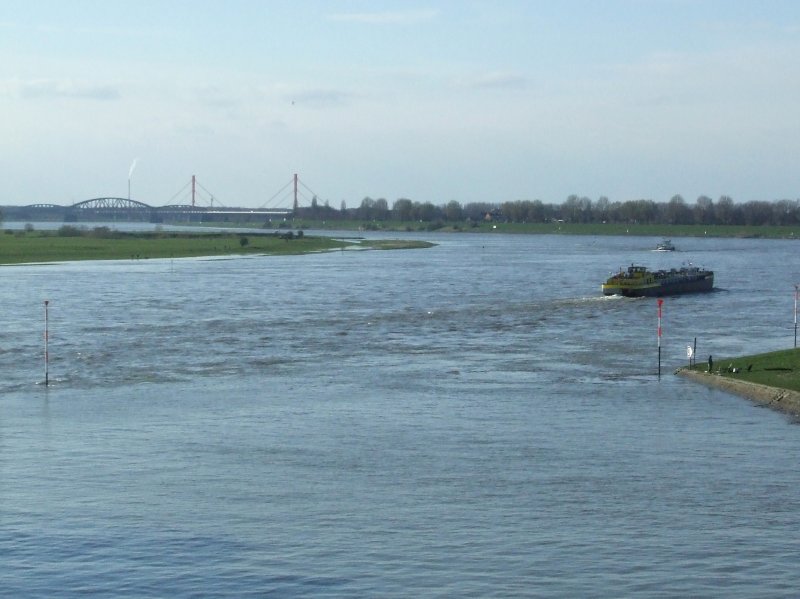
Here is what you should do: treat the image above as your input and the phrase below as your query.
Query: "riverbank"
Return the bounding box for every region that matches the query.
[193,220,800,239]
[0,228,434,264]
[677,368,800,419]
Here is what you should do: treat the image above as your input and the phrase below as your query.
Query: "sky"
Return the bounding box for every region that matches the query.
[2,0,799,209]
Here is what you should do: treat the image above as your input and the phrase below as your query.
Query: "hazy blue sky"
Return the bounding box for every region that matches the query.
[2,1,799,208]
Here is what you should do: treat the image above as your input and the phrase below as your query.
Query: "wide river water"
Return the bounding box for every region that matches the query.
[2,232,800,597]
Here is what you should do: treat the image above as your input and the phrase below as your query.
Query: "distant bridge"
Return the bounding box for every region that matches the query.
[64,197,293,223]
[3,175,319,223]
[4,198,293,224]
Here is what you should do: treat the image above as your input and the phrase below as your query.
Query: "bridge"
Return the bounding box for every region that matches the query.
[3,175,321,224]
[64,197,294,223]
[6,198,292,224]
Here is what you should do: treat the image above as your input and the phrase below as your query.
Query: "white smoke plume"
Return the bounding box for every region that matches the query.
[128,158,138,179]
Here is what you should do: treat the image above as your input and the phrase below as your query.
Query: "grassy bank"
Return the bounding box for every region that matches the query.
[687,347,800,393]
[472,222,800,238]
[194,219,800,239]
[0,228,434,264]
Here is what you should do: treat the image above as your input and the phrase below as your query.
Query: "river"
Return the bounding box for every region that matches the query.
[2,232,800,597]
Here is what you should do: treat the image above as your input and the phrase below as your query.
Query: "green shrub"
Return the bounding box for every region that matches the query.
[91,226,113,238]
[58,225,84,237]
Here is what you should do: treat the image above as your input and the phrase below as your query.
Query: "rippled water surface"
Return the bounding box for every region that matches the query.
[3,233,800,597]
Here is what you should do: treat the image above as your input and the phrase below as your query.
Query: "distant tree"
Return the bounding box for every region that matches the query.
[444,200,463,222]
[715,195,736,225]
[417,202,439,221]
[593,196,610,222]
[358,197,375,220]
[58,225,83,237]
[618,199,657,224]
[772,199,800,226]
[293,194,800,227]
[374,198,389,220]
[239,236,249,247]
[577,196,592,223]
[392,198,414,221]
[665,194,693,225]
[500,200,522,222]
[463,202,495,221]
[561,195,581,222]
[531,199,553,222]
[694,196,714,225]
[740,200,773,226]
[90,226,112,238]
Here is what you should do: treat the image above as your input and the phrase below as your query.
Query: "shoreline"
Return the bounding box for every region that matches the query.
[676,368,800,419]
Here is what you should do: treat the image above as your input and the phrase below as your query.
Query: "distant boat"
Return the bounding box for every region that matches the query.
[602,264,714,297]
[654,239,675,251]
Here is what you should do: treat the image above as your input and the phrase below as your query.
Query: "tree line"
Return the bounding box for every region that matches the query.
[296,194,800,227]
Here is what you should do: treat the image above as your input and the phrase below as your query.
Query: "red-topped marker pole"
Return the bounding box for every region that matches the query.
[794,285,798,348]
[657,298,663,379]
[44,300,49,386]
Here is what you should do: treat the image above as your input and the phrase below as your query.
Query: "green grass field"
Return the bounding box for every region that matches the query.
[0,229,434,264]
[471,222,800,238]
[201,219,800,239]
[689,347,800,393]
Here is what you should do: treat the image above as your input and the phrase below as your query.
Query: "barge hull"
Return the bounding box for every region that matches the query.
[613,277,714,297]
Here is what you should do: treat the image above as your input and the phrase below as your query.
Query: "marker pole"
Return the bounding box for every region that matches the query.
[44,300,49,386]
[657,298,663,379]
[794,285,798,349]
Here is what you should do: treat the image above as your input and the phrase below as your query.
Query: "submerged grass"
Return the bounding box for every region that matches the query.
[0,229,434,264]
[360,239,436,250]
[688,347,800,393]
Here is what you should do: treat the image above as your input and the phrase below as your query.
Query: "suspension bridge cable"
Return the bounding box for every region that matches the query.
[196,180,226,207]
[299,179,321,202]
[259,178,294,209]
[169,179,192,204]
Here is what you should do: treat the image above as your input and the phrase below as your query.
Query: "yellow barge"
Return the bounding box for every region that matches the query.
[602,264,714,297]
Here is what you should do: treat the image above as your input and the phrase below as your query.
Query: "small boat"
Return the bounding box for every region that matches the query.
[654,239,675,251]
[602,264,714,297]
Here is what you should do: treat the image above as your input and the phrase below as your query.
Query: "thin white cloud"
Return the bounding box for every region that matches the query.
[195,85,240,109]
[19,79,120,100]
[288,88,353,108]
[327,9,439,25]
[458,72,529,91]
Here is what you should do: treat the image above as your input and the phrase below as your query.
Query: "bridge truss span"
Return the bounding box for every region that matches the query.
[72,197,154,210]
[65,197,156,223]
